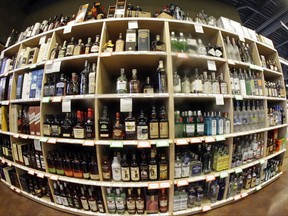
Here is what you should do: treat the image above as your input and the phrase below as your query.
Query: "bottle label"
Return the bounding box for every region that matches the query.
[117,80,127,92]
[159,122,169,138]
[140,167,148,181]
[113,129,123,138]
[159,164,168,179]
[115,198,125,212]
[73,128,85,139]
[197,123,204,134]
[85,125,94,138]
[112,167,121,181]
[136,200,145,212]
[204,82,212,94]
[131,167,140,181]
[126,33,136,42]
[91,45,99,53]
[211,120,217,135]
[107,199,116,211]
[90,173,100,180]
[127,200,136,211]
[174,166,182,178]
[61,197,69,206]
[55,195,62,205]
[181,165,190,177]
[191,163,202,175]
[195,80,203,92]
[115,40,124,52]
[149,164,157,180]
[218,119,224,134]
[185,124,195,136]
[43,124,51,136]
[121,167,130,181]
[125,122,136,132]
[149,122,159,139]
[212,83,220,94]
[225,120,230,134]
[208,48,216,56]
[221,83,228,94]
[102,165,111,180]
[137,126,148,140]
[88,200,98,211]
[160,199,168,208]
[173,77,181,92]
[215,49,223,57]
[234,78,240,91]
[143,87,154,94]
[51,125,61,136]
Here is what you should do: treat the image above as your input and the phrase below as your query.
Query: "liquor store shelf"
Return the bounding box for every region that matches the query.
[173,172,283,216]
[173,149,286,184]
[0,171,282,216]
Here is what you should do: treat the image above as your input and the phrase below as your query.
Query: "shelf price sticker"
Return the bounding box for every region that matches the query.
[235,95,243,100]
[176,139,188,145]
[50,175,59,181]
[120,98,132,112]
[148,183,160,190]
[220,172,228,178]
[46,60,61,74]
[215,94,224,105]
[137,141,151,148]
[110,141,123,148]
[215,135,225,141]
[235,168,243,173]
[45,173,52,178]
[205,136,215,143]
[256,185,262,191]
[206,175,215,182]
[259,159,265,164]
[234,194,241,200]
[28,169,35,175]
[10,186,15,190]
[42,97,50,103]
[70,139,84,144]
[47,138,57,144]
[52,96,62,103]
[156,140,170,147]
[194,24,204,33]
[37,172,45,178]
[160,182,170,188]
[227,59,235,65]
[177,53,189,59]
[207,60,217,71]
[202,205,212,212]
[83,140,95,146]
[13,134,20,138]
[20,134,29,139]
[62,98,71,112]
[40,137,48,143]
[101,52,112,57]
[177,179,189,187]
[190,137,202,144]
[241,192,248,198]
[63,25,72,34]
[39,35,46,45]
[30,64,37,69]
[7,162,12,167]
[15,188,21,193]
[128,21,138,29]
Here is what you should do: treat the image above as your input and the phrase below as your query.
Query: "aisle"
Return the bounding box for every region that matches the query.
[1,172,288,216]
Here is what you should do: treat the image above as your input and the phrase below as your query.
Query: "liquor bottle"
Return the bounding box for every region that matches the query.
[64,183,74,208]
[102,153,111,180]
[115,33,125,52]
[97,193,106,213]
[152,35,166,51]
[178,32,187,52]
[89,63,96,94]
[72,154,83,178]
[112,153,122,181]
[197,39,207,55]
[115,188,125,214]
[43,114,52,136]
[173,71,182,93]
[130,153,140,182]
[5,29,17,48]
[159,188,168,213]
[106,188,116,213]
[85,108,95,139]
[142,77,154,93]
[117,68,128,93]
[210,180,220,203]
[50,43,60,60]
[136,188,145,214]
[65,37,75,56]
[137,110,149,140]
[112,112,125,140]
[121,153,130,182]
[47,151,56,173]
[203,145,211,174]
[127,188,136,214]
[149,106,159,139]
[203,71,212,94]
[170,31,178,52]
[89,156,100,180]
[73,39,84,55]
[61,113,73,138]
[58,40,67,58]
[72,188,82,209]
[63,153,73,177]
[159,154,168,180]
[59,184,69,206]
[55,73,66,96]
[51,115,62,137]
[159,106,169,139]
[149,148,158,180]
[129,69,140,93]
[196,110,204,136]
[146,195,158,214]
[80,60,90,95]
[181,71,191,93]
[53,182,62,205]
[185,110,195,137]
[99,106,111,139]
[70,72,80,95]
[73,111,85,139]
[82,154,90,179]
[87,188,98,212]
[157,60,167,93]
[139,151,149,181]
[85,37,92,54]
[91,35,100,53]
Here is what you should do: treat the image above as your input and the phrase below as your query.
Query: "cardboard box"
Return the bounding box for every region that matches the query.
[29,106,35,135]
[125,29,137,51]
[217,16,234,33]
[34,106,40,136]
[138,29,150,51]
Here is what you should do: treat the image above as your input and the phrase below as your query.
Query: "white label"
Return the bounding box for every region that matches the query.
[187,38,197,46]
[39,36,46,45]
[215,94,224,105]
[34,140,41,151]
[126,33,136,43]
[211,119,217,135]
[194,24,204,33]
[46,61,61,73]
[120,98,132,112]
[207,60,217,71]
[55,195,62,205]
[63,25,72,34]
[128,21,138,29]
[62,99,71,112]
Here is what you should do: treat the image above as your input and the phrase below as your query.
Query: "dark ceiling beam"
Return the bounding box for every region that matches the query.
[237,5,268,20]
[256,8,288,35]
[275,40,288,49]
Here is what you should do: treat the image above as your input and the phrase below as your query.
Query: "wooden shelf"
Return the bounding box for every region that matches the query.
[97,93,169,99]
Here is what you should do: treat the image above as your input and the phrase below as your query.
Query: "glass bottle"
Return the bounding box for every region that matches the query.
[112,112,125,140]
[125,112,136,140]
[50,43,60,60]
[90,35,100,53]
[89,156,99,180]
[121,153,130,182]
[102,153,111,181]
[85,108,95,139]
[159,154,168,180]
[106,188,116,213]
[117,68,128,93]
[152,34,166,51]
[137,110,149,140]
[149,106,159,139]
[158,60,167,93]
[99,106,111,140]
[129,69,140,93]
[159,106,169,139]
[87,188,98,212]
[142,77,154,93]
[159,188,168,213]
[115,188,125,214]
[127,188,136,214]
[197,39,207,55]
[115,33,125,52]
[65,37,75,56]
[73,111,85,139]
[136,188,145,214]
[178,32,187,52]
[173,71,182,93]
[149,148,158,180]
[84,37,92,54]
[139,151,149,181]
[170,31,178,52]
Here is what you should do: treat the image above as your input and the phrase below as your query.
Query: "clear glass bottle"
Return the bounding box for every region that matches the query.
[129,69,140,93]
[117,68,128,93]
[115,33,124,52]
[173,71,182,93]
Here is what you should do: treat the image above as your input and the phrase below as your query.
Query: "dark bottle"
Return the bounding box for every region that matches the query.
[70,72,80,95]
[85,108,95,139]
[82,154,90,179]
[61,113,73,138]
[51,115,62,137]
[127,188,136,214]
[72,188,82,209]
[130,153,140,182]
[149,148,158,180]
[159,188,168,213]
[149,106,159,139]
[43,77,51,97]
[101,152,111,181]
[49,75,57,96]
[64,183,74,208]
[99,106,111,140]
[137,110,148,140]
[87,188,98,212]
[89,156,100,180]
[43,114,53,136]
[73,111,85,139]
[80,187,90,211]
[63,153,73,177]
[97,193,106,213]
[53,182,62,205]
[112,112,125,140]
[159,106,169,139]
[142,77,154,93]
[47,151,56,173]
[152,35,166,51]
[140,151,149,181]
[136,188,145,214]
[55,73,66,96]
[34,180,43,198]
[50,43,60,60]
[80,60,90,95]
[55,152,65,175]
[125,112,136,140]
[72,154,84,178]
[59,183,69,207]
[121,153,130,182]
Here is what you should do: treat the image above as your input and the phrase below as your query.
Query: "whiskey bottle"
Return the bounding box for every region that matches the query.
[63,153,73,177]
[127,188,136,214]
[56,73,66,96]
[173,71,182,93]
[136,188,145,214]
[140,151,149,181]
[142,77,154,93]
[99,106,111,139]
[112,112,125,140]
[72,154,83,178]
[146,195,158,214]
[43,114,53,136]
[137,110,148,140]
[115,33,125,52]
[50,43,60,60]
[115,188,125,214]
[58,40,67,58]
[106,188,116,213]
[85,108,95,139]
[59,184,69,207]
[89,156,99,180]
[121,153,130,182]
[159,106,169,139]
[112,153,122,181]
[51,115,62,137]
[80,187,90,211]
[53,182,62,205]
[73,111,85,139]
[85,37,92,54]
[149,148,158,180]
[88,63,96,94]
[125,112,136,140]
[70,72,80,95]
[159,188,168,213]
[102,153,111,180]
[87,188,98,212]
[130,153,140,182]
[159,154,168,180]
[129,69,140,93]
[65,37,75,56]
[80,60,90,95]
[196,110,204,136]
[117,68,128,93]
[158,60,167,93]
[73,39,84,55]
[149,106,159,139]
[72,188,82,209]
[152,35,166,51]
[61,113,73,138]
[91,35,100,53]
[82,154,90,179]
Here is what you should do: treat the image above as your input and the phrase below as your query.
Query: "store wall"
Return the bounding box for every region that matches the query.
[0,0,26,45]
[21,0,241,28]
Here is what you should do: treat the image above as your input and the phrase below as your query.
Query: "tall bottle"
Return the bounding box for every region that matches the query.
[112,112,125,140]
[117,68,128,93]
[115,33,125,52]
[99,106,111,139]
[149,148,158,180]
[129,69,140,93]
[121,153,130,182]
[157,60,167,93]
[91,35,100,53]
[130,153,140,182]
[65,37,75,56]
[159,106,169,139]
[125,112,136,140]
[149,106,159,139]
[137,110,148,140]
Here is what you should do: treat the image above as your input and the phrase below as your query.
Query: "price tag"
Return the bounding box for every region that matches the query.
[148,183,160,190]
[123,141,138,145]
[30,64,37,69]
[13,134,20,138]
[20,134,29,139]
[239,34,245,42]
[37,172,45,178]
[160,182,170,188]
[15,188,21,193]
[137,141,151,148]
[34,140,42,151]
[215,135,225,141]
[259,159,265,164]
[101,52,112,57]
[156,140,169,147]
[176,139,188,145]
[234,194,241,200]
[29,135,36,139]
[202,205,212,212]
[42,97,50,103]
[83,140,95,146]
[63,25,72,34]
[205,136,215,143]
[47,138,57,144]
[206,175,215,182]
[256,185,262,191]
[235,95,243,100]
[128,21,138,29]
[194,24,204,33]
[235,168,243,173]
[50,175,59,181]
[39,36,46,45]
[190,137,202,144]
[28,169,35,175]
[207,60,217,71]
[46,60,61,73]
[71,139,84,144]
[7,162,12,167]
[177,179,189,187]
[110,141,123,148]
[220,172,228,178]
[241,192,248,198]
[120,98,132,112]
[62,98,71,112]
[45,173,52,178]
[40,137,48,142]
[228,59,235,65]
[215,94,224,105]
[45,60,53,65]
[52,96,62,102]
[10,186,15,190]
[177,53,189,58]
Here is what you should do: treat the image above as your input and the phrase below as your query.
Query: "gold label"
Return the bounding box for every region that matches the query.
[149,122,159,138]
[159,122,168,138]
[73,128,85,139]
[159,164,168,180]
[43,124,51,135]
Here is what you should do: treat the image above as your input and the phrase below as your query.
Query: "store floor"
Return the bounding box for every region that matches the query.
[1,172,288,216]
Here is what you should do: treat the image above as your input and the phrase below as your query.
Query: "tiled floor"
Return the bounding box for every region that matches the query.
[1,172,288,216]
